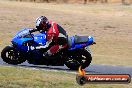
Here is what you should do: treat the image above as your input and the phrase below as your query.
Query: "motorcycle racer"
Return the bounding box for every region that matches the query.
[30,16,68,56]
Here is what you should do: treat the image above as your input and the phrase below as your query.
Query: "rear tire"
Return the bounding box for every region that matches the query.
[1,46,26,65]
[65,49,92,70]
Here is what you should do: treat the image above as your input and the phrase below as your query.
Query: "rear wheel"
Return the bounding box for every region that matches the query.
[1,46,26,65]
[65,49,92,70]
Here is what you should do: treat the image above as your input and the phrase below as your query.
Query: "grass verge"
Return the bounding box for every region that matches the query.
[0,65,131,88]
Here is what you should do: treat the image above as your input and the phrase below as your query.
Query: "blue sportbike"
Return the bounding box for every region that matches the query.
[1,28,96,70]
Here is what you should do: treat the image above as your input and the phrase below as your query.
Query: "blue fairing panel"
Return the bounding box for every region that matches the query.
[12,38,33,46]
[11,28,47,51]
[34,32,46,46]
[11,38,33,51]
[68,36,94,50]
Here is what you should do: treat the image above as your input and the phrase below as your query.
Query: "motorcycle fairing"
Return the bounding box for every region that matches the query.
[11,28,94,52]
[68,36,94,50]
[33,32,46,46]
[11,28,47,51]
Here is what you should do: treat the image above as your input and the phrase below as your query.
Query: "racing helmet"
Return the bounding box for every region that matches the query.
[35,16,49,31]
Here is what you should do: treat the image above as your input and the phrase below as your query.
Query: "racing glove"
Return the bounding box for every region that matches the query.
[30,46,36,50]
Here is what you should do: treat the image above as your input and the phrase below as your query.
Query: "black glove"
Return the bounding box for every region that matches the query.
[29,28,38,33]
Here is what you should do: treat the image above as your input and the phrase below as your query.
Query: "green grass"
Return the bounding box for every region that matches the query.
[0,65,131,88]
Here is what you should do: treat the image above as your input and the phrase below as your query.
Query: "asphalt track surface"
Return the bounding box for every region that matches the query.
[0,58,132,76]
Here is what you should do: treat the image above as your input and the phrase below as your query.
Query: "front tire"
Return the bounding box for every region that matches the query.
[1,46,26,65]
[65,49,92,70]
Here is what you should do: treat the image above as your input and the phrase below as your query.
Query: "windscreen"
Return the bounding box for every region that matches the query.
[14,28,32,38]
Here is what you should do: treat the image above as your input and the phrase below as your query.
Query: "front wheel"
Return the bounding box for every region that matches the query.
[1,46,26,65]
[65,49,92,70]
